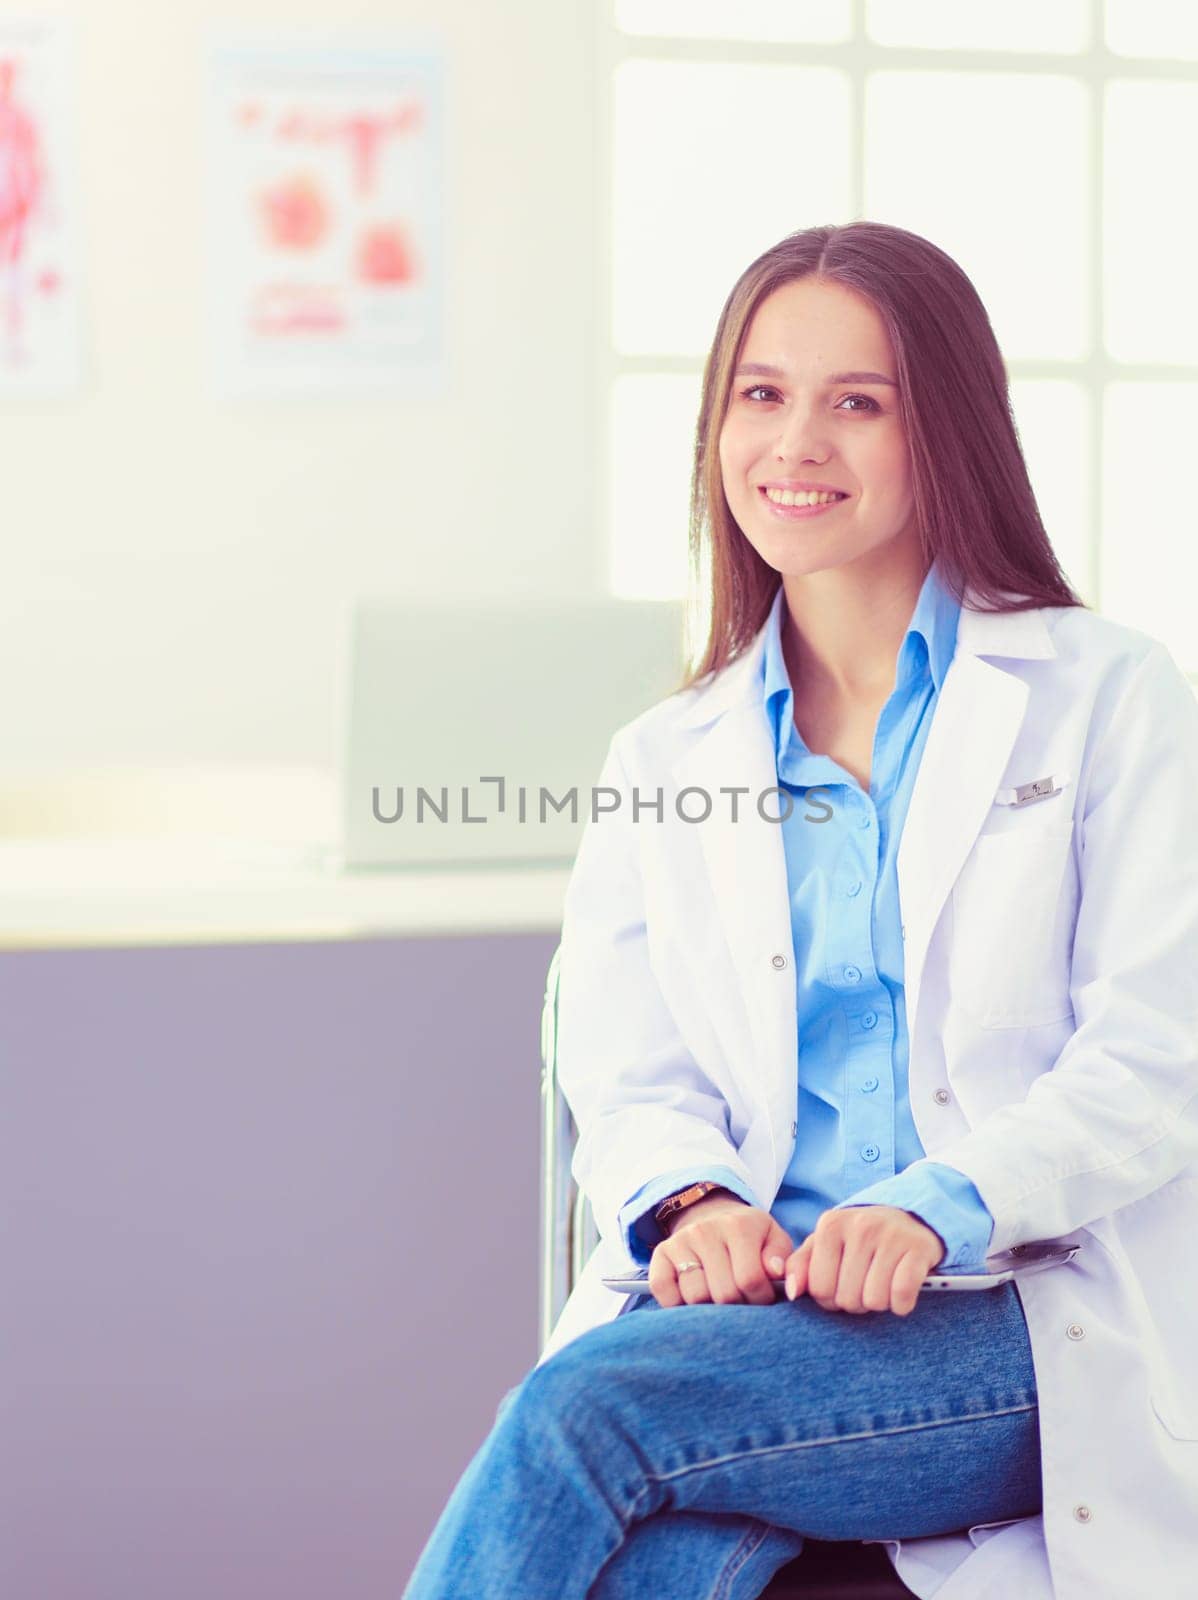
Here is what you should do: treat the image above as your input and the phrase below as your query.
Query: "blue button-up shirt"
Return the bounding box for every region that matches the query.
[619,559,995,1272]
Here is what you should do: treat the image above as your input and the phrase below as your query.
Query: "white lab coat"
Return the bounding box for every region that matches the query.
[538,590,1198,1599]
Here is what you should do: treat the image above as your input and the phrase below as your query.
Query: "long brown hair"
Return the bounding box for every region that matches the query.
[678,220,1086,693]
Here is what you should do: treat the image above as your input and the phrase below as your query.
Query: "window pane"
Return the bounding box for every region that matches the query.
[1008,380,1093,604]
[1102,383,1198,674]
[613,61,852,356]
[867,0,1089,53]
[609,372,702,600]
[614,0,850,44]
[1105,82,1198,363]
[865,72,1089,360]
[1106,1,1198,61]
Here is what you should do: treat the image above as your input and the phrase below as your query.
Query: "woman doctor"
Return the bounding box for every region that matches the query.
[403,221,1198,1600]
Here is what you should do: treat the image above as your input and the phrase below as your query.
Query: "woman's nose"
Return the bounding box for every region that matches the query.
[772,410,833,463]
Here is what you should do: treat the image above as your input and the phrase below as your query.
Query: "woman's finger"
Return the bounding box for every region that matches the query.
[805,1230,844,1308]
[647,1245,685,1308]
[650,1238,719,1307]
[785,1237,813,1300]
[763,1222,796,1283]
[859,1244,910,1314]
[721,1230,778,1304]
[832,1236,875,1313]
[673,1251,712,1305]
[675,1231,739,1304]
[890,1250,927,1316]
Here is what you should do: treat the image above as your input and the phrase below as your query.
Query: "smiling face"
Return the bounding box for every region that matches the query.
[718,276,922,583]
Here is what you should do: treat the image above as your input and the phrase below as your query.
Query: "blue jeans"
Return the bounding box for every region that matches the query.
[403,1282,1041,1599]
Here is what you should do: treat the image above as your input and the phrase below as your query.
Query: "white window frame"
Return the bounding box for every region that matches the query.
[595,0,1198,684]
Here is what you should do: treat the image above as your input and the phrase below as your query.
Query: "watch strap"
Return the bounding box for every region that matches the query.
[653,1181,728,1229]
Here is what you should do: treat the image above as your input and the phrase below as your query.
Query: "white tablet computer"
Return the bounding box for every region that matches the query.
[601,1238,1081,1296]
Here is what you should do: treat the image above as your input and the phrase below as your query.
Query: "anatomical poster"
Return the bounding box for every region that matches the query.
[0,18,82,395]
[206,42,445,395]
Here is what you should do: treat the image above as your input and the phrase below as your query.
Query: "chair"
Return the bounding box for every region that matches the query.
[538,944,917,1598]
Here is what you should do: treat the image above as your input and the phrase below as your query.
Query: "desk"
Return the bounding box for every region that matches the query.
[1,838,568,1597]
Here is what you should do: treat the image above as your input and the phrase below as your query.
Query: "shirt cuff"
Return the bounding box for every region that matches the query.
[832,1160,995,1269]
[618,1166,762,1266]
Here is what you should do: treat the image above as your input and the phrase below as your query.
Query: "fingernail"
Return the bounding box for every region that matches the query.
[767,1255,784,1275]
[785,1277,796,1300]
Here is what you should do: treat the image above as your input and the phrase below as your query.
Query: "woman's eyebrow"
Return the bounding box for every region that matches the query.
[733,362,897,386]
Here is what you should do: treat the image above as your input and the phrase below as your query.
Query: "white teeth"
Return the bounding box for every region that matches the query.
[764,488,846,507]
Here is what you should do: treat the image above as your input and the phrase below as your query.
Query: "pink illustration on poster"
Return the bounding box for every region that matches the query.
[207,44,444,395]
[0,18,81,394]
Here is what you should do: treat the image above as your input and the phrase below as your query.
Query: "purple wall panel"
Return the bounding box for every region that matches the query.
[0,932,559,1597]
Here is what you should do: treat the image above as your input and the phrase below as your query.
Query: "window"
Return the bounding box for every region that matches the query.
[601,0,1198,680]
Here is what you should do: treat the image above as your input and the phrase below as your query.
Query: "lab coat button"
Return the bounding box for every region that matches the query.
[933,1088,951,1106]
[771,953,788,969]
[901,924,906,940]
[1073,1504,1092,1523]
[1066,1323,1086,1340]
[791,1120,798,1136]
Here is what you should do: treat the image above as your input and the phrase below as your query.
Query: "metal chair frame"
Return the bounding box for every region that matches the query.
[537,942,917,1597]
[539,943,599,1350]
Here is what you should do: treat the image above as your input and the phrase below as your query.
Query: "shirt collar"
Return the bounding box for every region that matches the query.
[760,559,962,729]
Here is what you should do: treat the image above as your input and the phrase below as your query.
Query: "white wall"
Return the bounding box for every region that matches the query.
[4,0,599,770]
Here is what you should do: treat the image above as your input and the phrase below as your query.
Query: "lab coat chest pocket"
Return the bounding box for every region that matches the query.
[949,819,1078,1029]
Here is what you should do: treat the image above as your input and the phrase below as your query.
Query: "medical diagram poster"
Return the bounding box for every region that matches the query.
[206,43,445,395]
[0,17,83,395]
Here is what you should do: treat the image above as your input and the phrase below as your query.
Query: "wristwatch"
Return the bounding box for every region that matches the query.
[653,1181,736,1231]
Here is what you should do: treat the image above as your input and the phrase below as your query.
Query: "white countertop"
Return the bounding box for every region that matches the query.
[0,767,571,949]
[0,837,571,949]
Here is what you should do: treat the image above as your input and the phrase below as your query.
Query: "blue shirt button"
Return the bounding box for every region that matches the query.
[858,811,871,828]
[844,966,862,983]
[861,1145,880,1162]
[861,1076,879,1092]
[862,1011,877,1028]
[846,881,862,897]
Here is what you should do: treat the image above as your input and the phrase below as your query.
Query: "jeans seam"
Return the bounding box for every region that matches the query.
[709,1520,771,1600]
[641,1401,1039,1490]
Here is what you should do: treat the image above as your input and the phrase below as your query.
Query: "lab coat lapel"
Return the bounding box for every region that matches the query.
[896,653,1030,1049]
[667,589,1056,1158]
[672,697,796,1173]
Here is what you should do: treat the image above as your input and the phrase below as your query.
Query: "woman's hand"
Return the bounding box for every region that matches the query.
[648,1194,795,1308]
[784,1206,946,1317]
